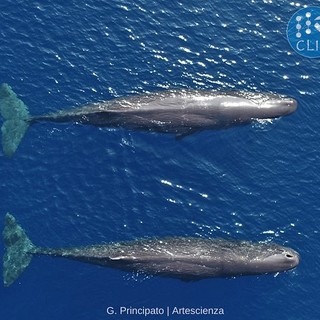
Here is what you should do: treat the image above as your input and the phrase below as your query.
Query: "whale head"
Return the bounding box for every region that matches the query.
[259,247,300,273]
[248,243,300,274]
[208,91,298,122]
[258,94,298,118]
[233,91,298,119]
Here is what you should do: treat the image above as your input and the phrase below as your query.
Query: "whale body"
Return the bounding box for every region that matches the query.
[3,213,300,287]
[0,84,297,157]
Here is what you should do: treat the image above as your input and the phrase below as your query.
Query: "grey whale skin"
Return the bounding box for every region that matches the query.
[3,213,300,287]
[0,83,297,157]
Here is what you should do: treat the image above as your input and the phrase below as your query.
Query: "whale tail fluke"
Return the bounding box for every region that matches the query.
[0,84,30,157]
[3,213,36,287]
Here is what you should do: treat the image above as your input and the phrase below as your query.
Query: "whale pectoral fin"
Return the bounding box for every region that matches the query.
[175,128,198,140]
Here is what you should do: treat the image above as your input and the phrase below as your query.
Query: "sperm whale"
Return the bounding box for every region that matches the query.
[3,213,300,287]
[0,84,297,157]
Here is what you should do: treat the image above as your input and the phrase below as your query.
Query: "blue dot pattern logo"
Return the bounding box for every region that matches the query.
[287,6,320,58]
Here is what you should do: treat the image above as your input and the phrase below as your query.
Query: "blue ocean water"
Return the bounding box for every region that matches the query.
[0,0,319,319]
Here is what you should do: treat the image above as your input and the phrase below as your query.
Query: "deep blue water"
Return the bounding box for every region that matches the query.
[0,0,319,319]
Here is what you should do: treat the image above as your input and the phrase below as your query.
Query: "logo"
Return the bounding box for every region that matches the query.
[287,6,320,58]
